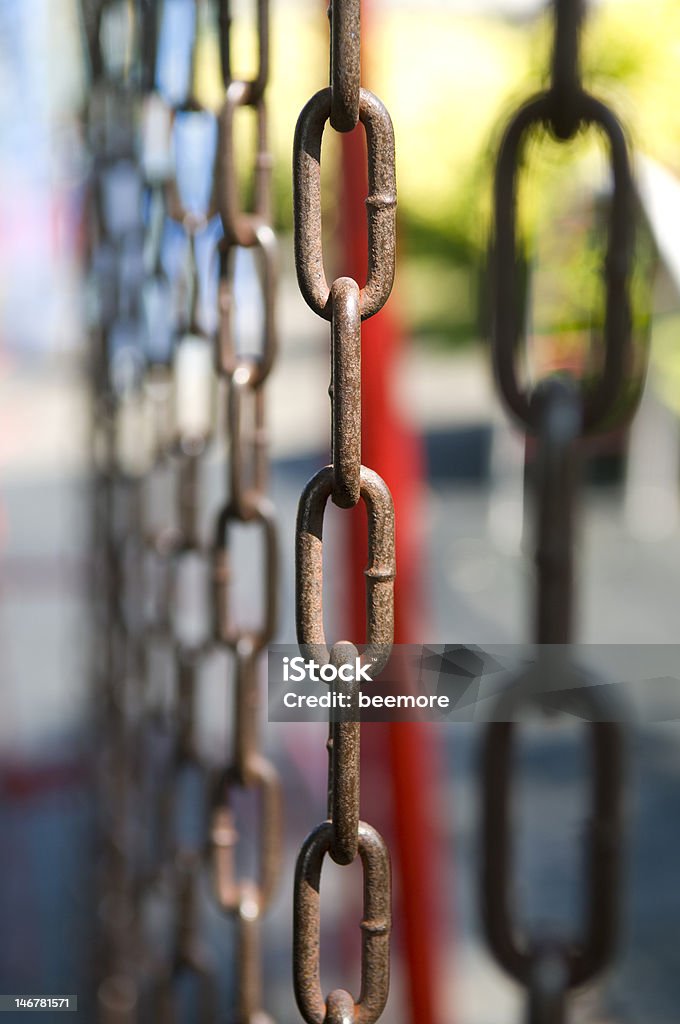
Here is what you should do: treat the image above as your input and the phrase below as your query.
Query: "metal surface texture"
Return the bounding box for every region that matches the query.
[292,4,397,1022]
[84,0,281,1020]
[484,1,650,1020]
[326,667,360,865]
[329,0,361,132]
[293,822,391,1024]
[331,277,362,508]
[293,87,396,321]
[295,465,395,671]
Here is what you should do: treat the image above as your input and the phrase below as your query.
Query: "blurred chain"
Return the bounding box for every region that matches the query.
[484,1,647,1020]
[209,4,283,1024]
[292,5,395,1023]
[82,2,149,1019]
[84,1,281,1021]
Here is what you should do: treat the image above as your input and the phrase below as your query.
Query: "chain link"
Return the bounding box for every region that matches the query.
[329,0,360,131]
[294,88,396,321]
[292,4,396,1022]
[491,0,640,436]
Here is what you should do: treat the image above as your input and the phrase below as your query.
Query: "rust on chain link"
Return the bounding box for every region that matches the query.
[481,679,625,990]
[231,643,260,782]
[213,496,278,651]
[296,466,395,673]
[331,277,361,508]
[210,753,282,914]
[326,710,360,865]
[293,821,391,1024]
[329,0,361,132]
[491,92,634,434]
[326,647,360,866]
[217,222,278,384]
[293,87,396,321]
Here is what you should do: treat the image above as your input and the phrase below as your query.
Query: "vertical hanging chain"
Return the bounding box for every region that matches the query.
[83,2,151,1019]
[85,1,282,1021]
[483,1,646,1020]
[292,4,396,1023]
[208,4,283,1024]
[138,2,218,1017]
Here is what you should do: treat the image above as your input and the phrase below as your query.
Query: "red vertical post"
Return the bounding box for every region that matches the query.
[335,7,447,1024]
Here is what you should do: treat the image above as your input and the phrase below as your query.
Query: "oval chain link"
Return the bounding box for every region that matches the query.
[293,87,396,321]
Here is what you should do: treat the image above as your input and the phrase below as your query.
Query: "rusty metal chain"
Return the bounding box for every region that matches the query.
[85,1,282,1021]
[484,2,647,1020]
[292,4,395,1023]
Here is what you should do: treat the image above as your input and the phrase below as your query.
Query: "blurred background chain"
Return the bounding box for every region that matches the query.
[483,0,649,1021]
[83,1,280,1021]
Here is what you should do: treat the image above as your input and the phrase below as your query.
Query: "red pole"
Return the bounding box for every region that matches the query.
[336,8,448,1024]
